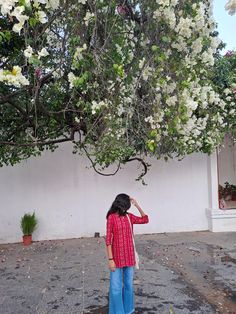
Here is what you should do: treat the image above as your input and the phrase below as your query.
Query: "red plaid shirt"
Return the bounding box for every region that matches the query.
[105,212,149,268]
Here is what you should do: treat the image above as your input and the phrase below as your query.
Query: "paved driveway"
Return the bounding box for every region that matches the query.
[0,232,236,314]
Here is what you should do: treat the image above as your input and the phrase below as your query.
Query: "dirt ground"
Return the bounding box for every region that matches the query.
[0,231,236,314]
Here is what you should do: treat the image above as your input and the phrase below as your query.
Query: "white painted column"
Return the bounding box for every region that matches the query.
[207,150,219,210]
[206,151,219,231]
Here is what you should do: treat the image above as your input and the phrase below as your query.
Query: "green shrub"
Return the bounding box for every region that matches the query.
[20,213,37,236]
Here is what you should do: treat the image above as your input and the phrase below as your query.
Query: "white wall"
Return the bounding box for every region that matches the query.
[0,143,211,244]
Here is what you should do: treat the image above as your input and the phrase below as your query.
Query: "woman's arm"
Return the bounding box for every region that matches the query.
[106,245,116,271]
[129,197,149,224]
[106,244,113,260]
[131,198,146,217]
[105,215,116,271]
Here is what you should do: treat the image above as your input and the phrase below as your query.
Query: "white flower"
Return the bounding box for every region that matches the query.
[153,10,161,19]
[142,66,153,81]
[10,5,28,32]
[74,44,87,60]
[38,48,49,58]
[156,0,170,7]
[166,95,178,106]
[84,11,95,26]
[224,88,231,95]
[12,22,24,33]
[117,104,125,116]
[163,81,176,94]
[52,69,64,79]
[11,5,23,16]
[138,58,145,69]
[91,100,108,114]
[171,35,188,53]
[0,66,29,87]
[225,0,236,15]
[24,46,33,58]
[46,0,60,9]
[24,0,31,6]
[210,37,221,52]
[191,38,203,56]
[201,49,214,66]
[176,17,193,38]
[37,10,47,23]
[162,7,176,29]
[11,6,28,23]
[78,0,87,3]
[188,100,198,111]
[68,72,76,88]
[0,0,18,15]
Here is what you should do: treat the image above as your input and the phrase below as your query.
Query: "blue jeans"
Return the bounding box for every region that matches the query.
[109,266,134,314]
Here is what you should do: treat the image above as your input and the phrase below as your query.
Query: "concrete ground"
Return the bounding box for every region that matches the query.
[0,232,236,314]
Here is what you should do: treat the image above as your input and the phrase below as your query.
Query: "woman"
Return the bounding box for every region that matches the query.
[105,193,149,314]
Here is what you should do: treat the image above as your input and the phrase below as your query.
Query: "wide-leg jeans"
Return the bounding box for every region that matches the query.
[109,266,134,314]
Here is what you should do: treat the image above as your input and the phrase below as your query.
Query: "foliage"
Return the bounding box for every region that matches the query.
[219,182,236,200]
[20,212,38,235]
[212,50,236,139]
[0,0,235,180]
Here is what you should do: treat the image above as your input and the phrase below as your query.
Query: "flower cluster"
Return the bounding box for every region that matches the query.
[24,46,49,59]
[91,100,109,115]
[0,0,59,34]
[0,66,29,87]
[225,0,236,15]
[0,0,235,178]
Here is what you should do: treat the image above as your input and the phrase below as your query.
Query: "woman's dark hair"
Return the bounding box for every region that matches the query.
[106,194,131,219]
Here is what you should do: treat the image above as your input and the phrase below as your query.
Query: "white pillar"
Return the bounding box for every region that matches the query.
[207,150,219,209]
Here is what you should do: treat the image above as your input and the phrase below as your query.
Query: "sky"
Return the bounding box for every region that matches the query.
[213,0,236,52]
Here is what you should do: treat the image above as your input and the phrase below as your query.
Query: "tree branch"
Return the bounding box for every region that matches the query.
[0,90,24,104]
[0,130,75,147]
[0,138,71,147]
[7,100,27,116]
[125,157,149,180]
[82,145,121,176]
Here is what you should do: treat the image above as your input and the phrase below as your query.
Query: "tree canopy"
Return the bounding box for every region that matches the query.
[213,50,236,139]
[0,0,235,180]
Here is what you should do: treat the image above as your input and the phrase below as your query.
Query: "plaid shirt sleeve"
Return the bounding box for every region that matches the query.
[129,212,149,224]
[105,215,113,246]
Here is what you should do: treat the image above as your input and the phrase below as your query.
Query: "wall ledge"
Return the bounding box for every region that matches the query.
[206,208,236,232]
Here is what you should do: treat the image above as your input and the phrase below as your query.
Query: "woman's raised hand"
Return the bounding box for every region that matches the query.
[130,197,139,207]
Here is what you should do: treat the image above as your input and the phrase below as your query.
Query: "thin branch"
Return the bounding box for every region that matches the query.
[82,145,121,176]
[7,100,27,116]
[0,138,72,147]
[0,90,24,104]
[0,130,75,147]
[125,157,148,179]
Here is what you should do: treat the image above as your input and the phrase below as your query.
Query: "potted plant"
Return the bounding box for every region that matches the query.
[219,182,236,200]
[231,184,236,201]
[224,182,236,201]
[219,184,225,200]
[20,212,37,245]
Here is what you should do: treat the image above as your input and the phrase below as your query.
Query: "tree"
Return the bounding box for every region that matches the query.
[212,50,236,139]
[0,0,235,181]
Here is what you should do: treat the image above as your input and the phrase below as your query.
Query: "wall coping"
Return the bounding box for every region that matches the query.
[206,208,236,219]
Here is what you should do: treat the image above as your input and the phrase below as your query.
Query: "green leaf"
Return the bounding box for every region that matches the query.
[29,17,38,27]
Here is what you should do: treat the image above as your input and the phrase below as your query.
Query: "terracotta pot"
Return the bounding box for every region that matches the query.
[23,235,32,246]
